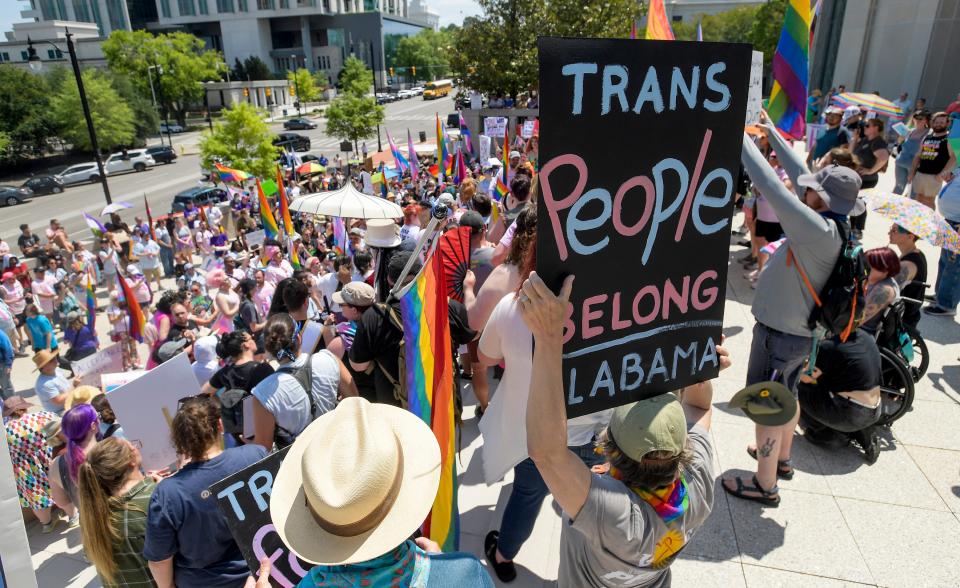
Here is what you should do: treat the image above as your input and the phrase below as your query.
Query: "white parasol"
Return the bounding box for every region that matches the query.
[100,201,133,216]
[288,183,403,219]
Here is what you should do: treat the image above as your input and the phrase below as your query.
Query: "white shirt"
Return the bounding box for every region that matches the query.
[134,240,161,270]
[314,272,342,313]
[251,351,340,437]
[207,206,223,229]
[478,293,612,484]
[399,224,421,244]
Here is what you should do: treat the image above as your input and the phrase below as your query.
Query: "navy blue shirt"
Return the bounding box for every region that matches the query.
[144,444,268,588]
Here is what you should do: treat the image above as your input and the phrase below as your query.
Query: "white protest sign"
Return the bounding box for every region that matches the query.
[745,50,764,125]
[479,134,492,162]
[484,117,508,138]
[0,433,38,588]
[806,123,826,148]
[245,229,266,248]
[106,353,199,471]
[71,344,124,387]
[300,320,323,355]
[521,120,535,139]
[242,396,255,439]
[101,370,146,392]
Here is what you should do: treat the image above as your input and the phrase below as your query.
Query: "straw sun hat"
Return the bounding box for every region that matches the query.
[270,396,440,565]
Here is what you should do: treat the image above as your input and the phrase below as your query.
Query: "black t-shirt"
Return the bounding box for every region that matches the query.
[899,250,927,328]
[853,136,887,186]
[166,320,198,342]
[815,330,881,393]
[17,233,39,251]
[916,133,951,175]
[350,299,476,406]
[208,361,275,392]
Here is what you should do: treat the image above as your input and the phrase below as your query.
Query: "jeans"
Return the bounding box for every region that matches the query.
[497,441,603,559]
[894,164,911,195]
[935,219,960,310]
[747,322,812,395]
[798,382,881,434]
[0,366,13,399]
[160,247,176,277]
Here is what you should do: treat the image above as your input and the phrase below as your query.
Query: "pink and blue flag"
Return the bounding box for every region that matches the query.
[386,129,409,172]
[407,128,419,181]
[458,113,473,155]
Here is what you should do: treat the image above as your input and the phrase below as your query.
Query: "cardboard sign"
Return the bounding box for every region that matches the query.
[479,134,492,162]
[106,353,199,470]
[71,344,124,387]
[209,447,312,587]
[299,321,323,357]
[536,37,750,418]
[745,50,764,125]
[101,370,146,392]
[484,116,508,138]
[246,229,266,248]
[521,120,536,139]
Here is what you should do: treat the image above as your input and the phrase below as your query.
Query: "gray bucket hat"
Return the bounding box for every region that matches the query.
[797,165,862,215]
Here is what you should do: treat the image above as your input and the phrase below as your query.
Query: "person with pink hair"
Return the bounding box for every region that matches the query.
[207,268,239,334]
[263,245,293,287]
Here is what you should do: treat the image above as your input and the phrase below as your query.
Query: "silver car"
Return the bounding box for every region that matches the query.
[56,162,103,186]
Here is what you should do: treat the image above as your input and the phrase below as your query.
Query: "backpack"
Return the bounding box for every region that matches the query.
[370,303,408,409]
[788,220,868,342]
[220,387,249,438]
[273,354,319,449]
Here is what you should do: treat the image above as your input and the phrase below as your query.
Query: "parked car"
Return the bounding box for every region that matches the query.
[284,118,317,130]
[21,175,64,195]
[273,132,311,152]
[104,149,156,174]
[170,186,229,213]
[57,162,103,186]
[0,185,32,207]
[375,93,391,105]
[411,86,424,95]
[397,89,415,99]
[146,145,178,164]
[160,122,184,133]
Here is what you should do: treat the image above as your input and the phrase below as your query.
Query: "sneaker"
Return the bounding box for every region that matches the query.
[41,519,59,534]
[66,512,80,529]
[484,530,517,583]
[923,305,956,317]
[852,428,880,465]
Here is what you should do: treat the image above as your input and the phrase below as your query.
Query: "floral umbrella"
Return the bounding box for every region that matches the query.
[865,191,960,253]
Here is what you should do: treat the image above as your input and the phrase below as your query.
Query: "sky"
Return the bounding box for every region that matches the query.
[0,0,480,33]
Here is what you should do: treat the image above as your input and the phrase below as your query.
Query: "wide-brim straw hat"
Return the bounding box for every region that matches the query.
[32,349,59,372]
[270,396,440,565]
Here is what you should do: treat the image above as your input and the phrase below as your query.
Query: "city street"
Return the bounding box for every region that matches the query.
[0,94,456,243]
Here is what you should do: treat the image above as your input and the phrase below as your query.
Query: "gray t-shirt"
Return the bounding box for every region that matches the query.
[251,351,340,437]
[558,425,716,588]
[35,373,70,415]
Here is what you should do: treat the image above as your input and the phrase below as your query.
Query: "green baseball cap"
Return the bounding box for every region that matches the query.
[609,394,687,462]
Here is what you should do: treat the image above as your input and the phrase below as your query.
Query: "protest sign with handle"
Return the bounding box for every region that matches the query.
[522,120,536,139]
[745,50,764,125]
[536,37,750,418]
[209,447,311,588]
[484,117,508,138]
[71,344,124,387]
[105,353,199,470]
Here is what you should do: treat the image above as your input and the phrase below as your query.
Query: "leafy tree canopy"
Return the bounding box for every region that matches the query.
[337,56,373,97]
[243,56,273,81]
[199,102,277,178]
[287,68,320,103]
[393,28,454,81]
[0,67,56,159]
[324,92,385,149]
[50,69,136,152]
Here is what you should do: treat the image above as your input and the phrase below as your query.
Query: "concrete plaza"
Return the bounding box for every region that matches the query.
[15,164,960,587]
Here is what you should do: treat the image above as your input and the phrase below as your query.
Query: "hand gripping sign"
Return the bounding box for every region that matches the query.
[536,37,750,418]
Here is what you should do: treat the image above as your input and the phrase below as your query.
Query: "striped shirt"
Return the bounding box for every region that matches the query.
[100,478,158,588]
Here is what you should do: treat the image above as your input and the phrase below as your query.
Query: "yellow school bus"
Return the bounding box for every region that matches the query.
[423,79,453,100]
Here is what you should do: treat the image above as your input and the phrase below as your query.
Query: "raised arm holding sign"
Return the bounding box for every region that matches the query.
[536,37,750,418]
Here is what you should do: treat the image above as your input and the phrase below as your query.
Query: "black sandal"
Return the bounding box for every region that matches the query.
[723,475,780,507]
[746,447,795,480]
[484,530,517,582]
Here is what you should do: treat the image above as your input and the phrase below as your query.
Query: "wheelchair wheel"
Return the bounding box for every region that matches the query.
[877,347,915,427]
[904,327,929,382]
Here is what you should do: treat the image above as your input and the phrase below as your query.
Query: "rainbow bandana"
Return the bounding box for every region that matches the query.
[629,476,689,524]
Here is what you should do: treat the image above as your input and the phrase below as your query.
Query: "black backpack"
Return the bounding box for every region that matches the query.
[788,220,868,342]
[273,354,319,449]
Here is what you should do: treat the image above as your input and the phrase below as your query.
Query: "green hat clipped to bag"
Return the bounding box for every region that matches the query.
[729,381,797,427]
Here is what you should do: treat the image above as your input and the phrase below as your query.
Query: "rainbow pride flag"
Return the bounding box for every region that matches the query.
[493,126,510,200]
[256,179,280,239]
[630,20,638,40]
[645,0,675,41]
[276,167,300,269]
[767,0,811,140]
[116,274,145,342]
[85,274,96,328]
[400,253,458,551]
[436,113,447,180]
[407,128,419,181]
[386,129,409,172]
[215,162,252,183]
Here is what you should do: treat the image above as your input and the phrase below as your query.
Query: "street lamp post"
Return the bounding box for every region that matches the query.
[27,31,112,205]
[151,64,174,147]
[369,41,382,153]
[146,66,164,146]
[292,56,303,117]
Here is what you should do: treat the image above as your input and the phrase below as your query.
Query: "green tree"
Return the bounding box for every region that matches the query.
[0,67,55,159]
[243,56,273,81]
[673,6,755,43]
[108,72,160,144]
[50,69,136,152]
[394,28,455,81]
[287,68,320,103]
[0,131,11,161]
[232,57,246,80]
[199,102,277,178]
[337,56,373,96]
[102,30,223,126]
[749,0,787,71]
[324,93,385,152]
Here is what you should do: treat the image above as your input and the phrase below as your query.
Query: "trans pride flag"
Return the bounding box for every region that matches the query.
[767,0,811,139]
[386,129,409,172]
[407,128,419,181]
[400,253,458,551]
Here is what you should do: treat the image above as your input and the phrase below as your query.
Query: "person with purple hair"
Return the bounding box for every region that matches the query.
[48,403,100,526]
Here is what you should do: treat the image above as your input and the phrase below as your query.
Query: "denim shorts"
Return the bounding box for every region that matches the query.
[747,322,813,397]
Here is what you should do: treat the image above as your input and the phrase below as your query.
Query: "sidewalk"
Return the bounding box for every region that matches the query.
[15,166,960,588]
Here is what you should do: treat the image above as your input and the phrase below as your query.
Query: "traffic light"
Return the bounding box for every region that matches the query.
[389,67,394,77]
[289,86,296,96]
[242,88,249,97]
[265,87,272,97]
[411,66,416,77]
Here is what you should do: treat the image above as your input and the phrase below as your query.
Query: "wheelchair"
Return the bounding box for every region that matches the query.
[871,299,927,426]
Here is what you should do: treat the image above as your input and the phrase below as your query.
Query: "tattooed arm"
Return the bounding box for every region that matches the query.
[862,282,897,324]
[894,260,917,288]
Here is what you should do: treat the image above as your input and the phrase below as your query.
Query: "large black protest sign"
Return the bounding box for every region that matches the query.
[536,37,750,418]
[208,447,311,587]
